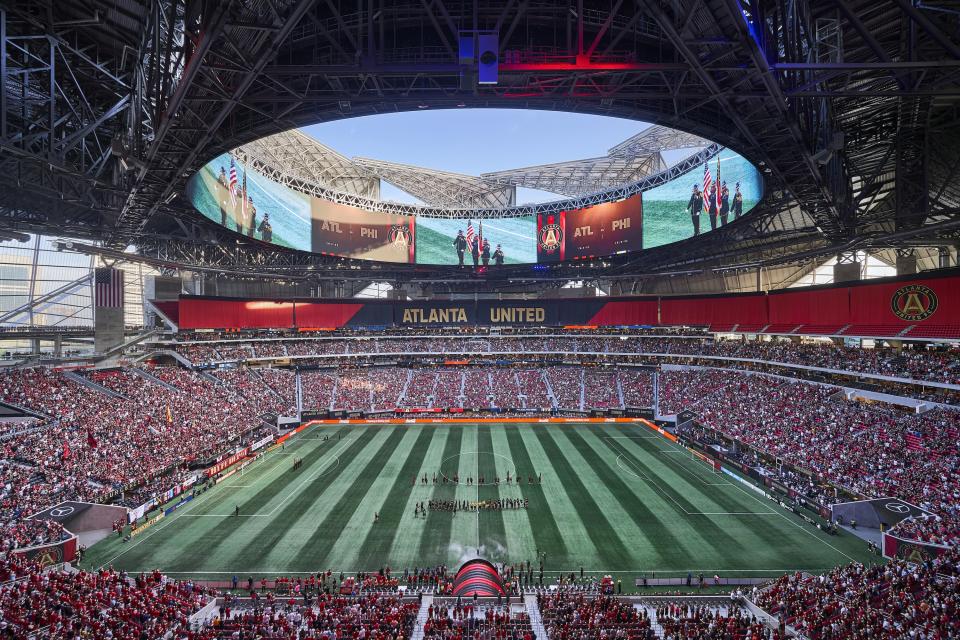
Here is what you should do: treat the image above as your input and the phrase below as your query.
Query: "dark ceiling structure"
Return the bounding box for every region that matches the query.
[1,0,958,295]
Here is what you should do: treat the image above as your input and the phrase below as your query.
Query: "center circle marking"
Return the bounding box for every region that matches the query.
[439,451,517,485]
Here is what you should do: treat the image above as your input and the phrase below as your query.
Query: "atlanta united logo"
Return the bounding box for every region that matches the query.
[389,225,410,247]
[36,548,62,567]
[538,223,563,254]
[891,284,938,321]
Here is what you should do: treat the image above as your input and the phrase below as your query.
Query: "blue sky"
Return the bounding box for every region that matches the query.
[301,109,698,205]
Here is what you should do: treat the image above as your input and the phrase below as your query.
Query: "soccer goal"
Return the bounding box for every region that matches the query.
[688,447,723,474]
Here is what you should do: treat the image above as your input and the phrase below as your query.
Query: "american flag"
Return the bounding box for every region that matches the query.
[229,158,238,193]
[465,220,475,250]
[703,163,712,198]
[905,430,923,452]
[715,156,722,211]
[94,267,124,308]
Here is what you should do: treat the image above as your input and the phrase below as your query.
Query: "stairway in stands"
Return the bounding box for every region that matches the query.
[411,594,433,640]
[328,374,339,411]
[524,593,547,640]
[578,369,586,411]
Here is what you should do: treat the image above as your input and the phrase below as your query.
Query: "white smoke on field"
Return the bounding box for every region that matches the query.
[447,543,478,565]
[448,540,509,565]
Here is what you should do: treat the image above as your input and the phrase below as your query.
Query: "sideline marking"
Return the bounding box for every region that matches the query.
[98,436,350,566]
[181,455,342,518]
[614,430,858,564]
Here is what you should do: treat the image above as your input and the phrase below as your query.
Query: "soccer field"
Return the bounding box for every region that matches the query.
[83,422,873,581]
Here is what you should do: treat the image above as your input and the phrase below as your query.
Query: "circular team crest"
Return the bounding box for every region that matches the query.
[538,223,563,254]
[389,225,410,247]
[49,506,75,518]
[891,284,937,321]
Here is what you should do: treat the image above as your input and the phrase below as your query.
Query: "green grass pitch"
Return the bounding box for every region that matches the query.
[82,422,874,581]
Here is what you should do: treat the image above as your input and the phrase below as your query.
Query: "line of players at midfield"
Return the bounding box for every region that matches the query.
[415,498,530,517]
[415,471,542,485]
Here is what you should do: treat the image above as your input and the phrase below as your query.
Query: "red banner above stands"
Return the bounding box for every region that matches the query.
[586,299,658,326]
[849,276,960,325]
[168,270,960,334]
[659,293,766,327]
[295,302,365,329]
[179,298,294,330]
[769,287,849,326]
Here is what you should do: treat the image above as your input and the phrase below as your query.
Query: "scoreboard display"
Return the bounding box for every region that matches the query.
[187,146,760,264]
[536,194,643,263]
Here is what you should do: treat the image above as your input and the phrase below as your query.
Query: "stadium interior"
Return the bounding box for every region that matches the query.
[0,0,959,638]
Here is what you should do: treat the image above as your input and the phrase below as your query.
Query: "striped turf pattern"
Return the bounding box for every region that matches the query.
[83,423,873,580]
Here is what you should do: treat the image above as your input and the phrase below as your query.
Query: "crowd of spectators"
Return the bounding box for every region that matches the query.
[317,366,655,411]
[546,369,582,410]
[0,519,67,553]
[300,372,336,411]
[432,370,464,409]
[462,370,493,408]
[517,369,551,410]
[0,565,211,639]
[176,343,222,364]
[490,369,521,409]
[754,552,960,639]
[538,592,652,639]
[401,370,438,408]
[621,370,654,407]
[889,513,960,550]
[252,341,288,358]
[371,369,410,412]
[423,602,533,640]
[583,371,621,409]
[213,344,254,361]
[661,368,960,549]
[258,368,298,411]
[333,370,377,412]
[195,593,418,640]
[209,367,297,415]
[651,601,779,639]
[170,334,960,385]
[0,365,280,545]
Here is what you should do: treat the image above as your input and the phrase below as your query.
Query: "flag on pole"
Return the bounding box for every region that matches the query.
[465,220,475,251]
[166,405,173,424]
[478,220,483,248]
[702,163,712,198]
[715,155,722,212]
[94,267,124,308]
[241,160,247,223]
[229,157,238,207]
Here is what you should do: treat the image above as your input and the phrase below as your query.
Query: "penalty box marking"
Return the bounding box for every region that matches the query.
[607,434,858,563]
[614,454,775,516]
[603,435,733,487]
